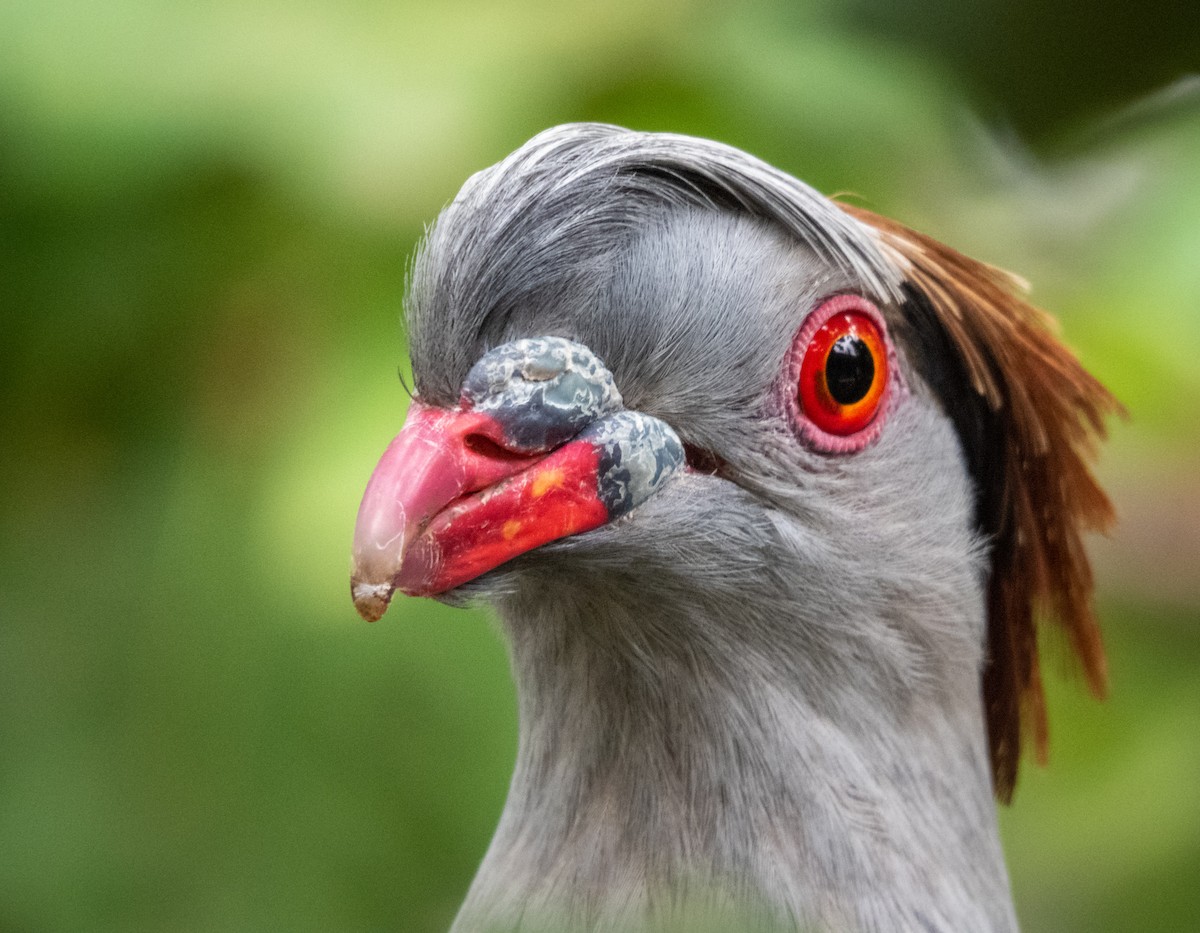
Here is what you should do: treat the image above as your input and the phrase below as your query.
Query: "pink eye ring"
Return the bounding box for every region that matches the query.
[784,294,896,454]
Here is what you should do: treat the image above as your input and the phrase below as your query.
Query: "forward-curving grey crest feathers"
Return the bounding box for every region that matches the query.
[406,123,905,405]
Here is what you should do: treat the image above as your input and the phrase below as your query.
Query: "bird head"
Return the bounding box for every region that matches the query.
[350,124,1118,801]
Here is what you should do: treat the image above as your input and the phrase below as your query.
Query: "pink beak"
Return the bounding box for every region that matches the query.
[350,401,610,621]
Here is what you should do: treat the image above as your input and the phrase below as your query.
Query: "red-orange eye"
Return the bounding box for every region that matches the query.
[788,295,892,452]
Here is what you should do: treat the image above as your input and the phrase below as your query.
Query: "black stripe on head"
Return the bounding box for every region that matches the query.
[896,279,1025,801]
[896,281,1006,542]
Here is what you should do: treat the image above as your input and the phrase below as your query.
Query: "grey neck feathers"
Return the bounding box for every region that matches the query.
[452,574,1017,933]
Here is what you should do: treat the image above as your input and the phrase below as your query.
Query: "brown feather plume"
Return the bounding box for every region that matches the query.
[840,204,1122,802]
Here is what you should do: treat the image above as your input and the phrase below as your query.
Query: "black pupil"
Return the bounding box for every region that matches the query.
[825,335,875,405]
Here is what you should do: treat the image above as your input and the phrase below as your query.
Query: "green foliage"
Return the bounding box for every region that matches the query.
[2,1,1197,930]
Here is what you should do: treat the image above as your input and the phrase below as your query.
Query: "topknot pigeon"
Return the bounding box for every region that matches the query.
[350,124,1118,932]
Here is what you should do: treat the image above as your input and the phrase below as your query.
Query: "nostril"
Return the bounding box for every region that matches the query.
[464,433,536,462]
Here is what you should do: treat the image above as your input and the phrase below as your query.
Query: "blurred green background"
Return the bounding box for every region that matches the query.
[2,1,1198,930]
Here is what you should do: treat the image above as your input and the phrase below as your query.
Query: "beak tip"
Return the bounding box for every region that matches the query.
[351,577,395,622]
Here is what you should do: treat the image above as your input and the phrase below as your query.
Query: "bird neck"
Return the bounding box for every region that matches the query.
[454,588,1017,932]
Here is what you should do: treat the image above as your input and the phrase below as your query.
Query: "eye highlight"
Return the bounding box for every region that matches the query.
[786,294,893,453]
